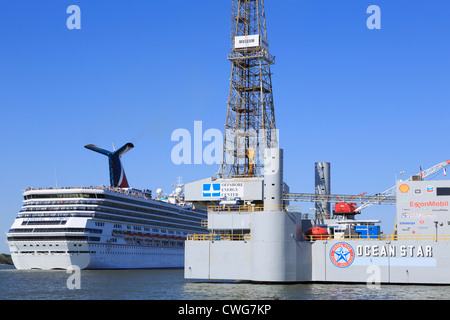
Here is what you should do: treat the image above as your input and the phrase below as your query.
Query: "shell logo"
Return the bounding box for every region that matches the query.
[399,184,410,193]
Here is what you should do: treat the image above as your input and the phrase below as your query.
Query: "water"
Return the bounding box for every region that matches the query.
[1,265,449,300]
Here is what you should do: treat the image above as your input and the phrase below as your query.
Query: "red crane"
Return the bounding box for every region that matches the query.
[334,192,367,216]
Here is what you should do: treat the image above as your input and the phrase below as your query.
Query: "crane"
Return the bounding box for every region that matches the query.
[334,192,367,217]
[354,160,450,212]
[284,160,450,217]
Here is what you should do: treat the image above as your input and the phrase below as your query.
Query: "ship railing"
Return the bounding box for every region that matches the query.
[306,234,450,241]
[188,233,450,242]
[385,234,450,241]
[24,186,152,200]
[187,233,251,242]
[207,204,301,213]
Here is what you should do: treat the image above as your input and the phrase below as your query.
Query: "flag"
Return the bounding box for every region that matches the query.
[420,166,423,178]
[444,167,447,177]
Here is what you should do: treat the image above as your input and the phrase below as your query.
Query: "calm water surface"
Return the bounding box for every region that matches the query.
[1,265,449,300]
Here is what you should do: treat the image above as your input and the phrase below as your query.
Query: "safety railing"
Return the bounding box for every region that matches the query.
[188,233,450,242]
[305,234,450,242]
[207,204,301,213]
[187,233,251,242]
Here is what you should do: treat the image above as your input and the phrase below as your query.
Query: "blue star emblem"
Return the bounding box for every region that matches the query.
[333,247,350,263]
[330,242,355,268]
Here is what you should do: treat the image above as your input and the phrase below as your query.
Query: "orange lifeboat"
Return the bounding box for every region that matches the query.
[305,227,329,240]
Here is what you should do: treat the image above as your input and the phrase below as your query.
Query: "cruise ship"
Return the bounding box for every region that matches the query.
[6,143,207,270]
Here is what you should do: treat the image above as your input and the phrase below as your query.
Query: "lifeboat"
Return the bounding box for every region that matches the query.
[305,227,329,240]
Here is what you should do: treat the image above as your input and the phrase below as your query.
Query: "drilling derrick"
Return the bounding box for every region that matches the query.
[218,0,277,178]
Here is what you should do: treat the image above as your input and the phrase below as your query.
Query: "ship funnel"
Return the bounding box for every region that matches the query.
[85,143,134,188]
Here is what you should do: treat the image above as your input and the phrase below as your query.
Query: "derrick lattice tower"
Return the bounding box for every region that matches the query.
[218,0,277,178]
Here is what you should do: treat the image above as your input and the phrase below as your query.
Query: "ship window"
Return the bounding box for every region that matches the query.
[437,188,450,196]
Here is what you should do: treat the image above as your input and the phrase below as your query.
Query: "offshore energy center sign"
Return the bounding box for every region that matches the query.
[186,177,263,202]
[202,182,244,199]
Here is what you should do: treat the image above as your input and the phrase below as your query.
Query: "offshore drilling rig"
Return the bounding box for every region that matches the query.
[185,0,283,210]
[218,0,277,179]
[184,0,450,284]
[184,0,294,282]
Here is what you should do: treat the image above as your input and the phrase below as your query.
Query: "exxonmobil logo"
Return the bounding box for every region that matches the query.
[410,201,449,208]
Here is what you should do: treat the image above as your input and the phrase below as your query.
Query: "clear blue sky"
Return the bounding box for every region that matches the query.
[1,0,450,253]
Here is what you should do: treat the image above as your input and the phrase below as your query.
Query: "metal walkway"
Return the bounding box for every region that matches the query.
[284,193,396,205]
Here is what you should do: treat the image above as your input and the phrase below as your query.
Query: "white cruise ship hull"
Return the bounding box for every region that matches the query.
[86,246,184,270]
[12,252,91,270]
[10,244,184,270]
[11,247,183,270]
[7,187,206,270]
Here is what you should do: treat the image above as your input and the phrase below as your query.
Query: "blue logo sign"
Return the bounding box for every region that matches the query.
[203,184,221,198]
[330,242,355,268]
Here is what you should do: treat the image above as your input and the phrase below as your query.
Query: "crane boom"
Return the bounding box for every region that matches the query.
[354,160,450,212]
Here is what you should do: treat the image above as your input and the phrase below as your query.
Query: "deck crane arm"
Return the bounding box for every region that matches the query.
[355,160,450,212]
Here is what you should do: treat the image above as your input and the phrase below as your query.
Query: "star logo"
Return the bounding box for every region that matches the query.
[330,242,355,268]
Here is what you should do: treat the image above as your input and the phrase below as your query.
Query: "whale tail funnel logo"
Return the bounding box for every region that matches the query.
[85,143,134,188]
